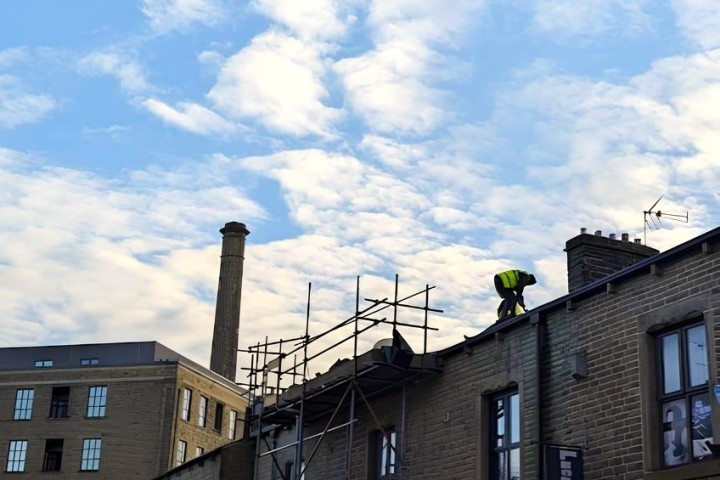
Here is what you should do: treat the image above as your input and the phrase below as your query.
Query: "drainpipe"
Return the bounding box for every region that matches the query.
[530,311,544,479]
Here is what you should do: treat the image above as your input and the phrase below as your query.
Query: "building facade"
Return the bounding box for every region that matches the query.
[0,341,247,478]
[246,227,720,480]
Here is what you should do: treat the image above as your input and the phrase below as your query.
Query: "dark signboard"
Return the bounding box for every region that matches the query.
[544,445,583,480]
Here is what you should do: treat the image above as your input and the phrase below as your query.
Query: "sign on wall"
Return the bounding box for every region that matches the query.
[544,445,583,480]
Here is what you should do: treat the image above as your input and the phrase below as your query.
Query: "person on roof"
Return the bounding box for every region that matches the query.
[494,269,537,320]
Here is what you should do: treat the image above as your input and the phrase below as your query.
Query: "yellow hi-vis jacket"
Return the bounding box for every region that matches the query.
[497,269,526,289]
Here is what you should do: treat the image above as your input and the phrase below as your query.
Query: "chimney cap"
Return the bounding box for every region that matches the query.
[595,230,602,236]
[220,222,250,236]
[580,227,587,234]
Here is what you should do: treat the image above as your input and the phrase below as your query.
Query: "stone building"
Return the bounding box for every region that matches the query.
[0,341,247,478]
[246,227,720,480]
[0,221,252,478]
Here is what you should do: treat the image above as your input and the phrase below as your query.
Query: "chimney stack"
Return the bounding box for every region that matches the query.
[210,222,250,381]
[565,228,658,293]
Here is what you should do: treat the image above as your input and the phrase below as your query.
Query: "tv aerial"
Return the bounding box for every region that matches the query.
[643,196,689,244]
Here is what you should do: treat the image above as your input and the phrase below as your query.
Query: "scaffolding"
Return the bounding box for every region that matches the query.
[239,275,443,480]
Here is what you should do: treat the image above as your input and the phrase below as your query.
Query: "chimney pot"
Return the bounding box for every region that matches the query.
[634,238,642,244]
[622,233,629,242]
[580,227,587,234]
[609,233,616,240]
[595,230,602,236]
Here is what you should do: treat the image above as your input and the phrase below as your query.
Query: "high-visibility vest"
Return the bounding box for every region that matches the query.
[497,270,525,289]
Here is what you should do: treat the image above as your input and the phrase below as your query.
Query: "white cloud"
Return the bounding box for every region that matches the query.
[143,98,239,135]
[0,150,265,364]
[208,31,342,138]
[335,0,485,135]
[78,52,152,96]
[0,75,56,129]
[335,43,447,135]
[670,0,720,49]
[140,0,226,34]
[250,0,358,41]
[0,47,29,68]
[532,0,652,38]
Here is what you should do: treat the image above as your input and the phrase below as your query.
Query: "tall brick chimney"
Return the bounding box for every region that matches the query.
[565,228,658,293]
[210,221,250,381]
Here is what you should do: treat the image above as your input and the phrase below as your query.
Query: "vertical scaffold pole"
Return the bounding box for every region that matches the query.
[294,283,311,480]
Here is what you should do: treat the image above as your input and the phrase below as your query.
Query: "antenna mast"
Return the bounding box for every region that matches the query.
[643,196,689,244]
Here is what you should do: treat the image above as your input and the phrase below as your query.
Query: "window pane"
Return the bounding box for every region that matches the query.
[497,451,507,480]
[510,394,520,444]
[14,389,34,420]
[662,334,681,394]
[6,440,28,472]
[509,447,520,480]
[389,431,396,474]
[686,325,709,387]
[87,386,107,417]
[690,393,714,459]
[81,438,102,471]
[662,399,689,466]
[496,398,505,447]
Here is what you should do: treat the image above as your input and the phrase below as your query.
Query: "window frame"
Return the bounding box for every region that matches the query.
[80,438,102,471]
[87,385,108,418]
[34,359,53,368]
[489,389,521,480]
[13,388,34,420]
[198,395,208,427]
[656,321,713,468]
[49,386,70,418]
[176,440,187,466]
[369,426,398,480]
[5,440,28,473]
[229,409,238,440]
[42,438,64,472]
[181,388,192,422]
[214,402,224,433]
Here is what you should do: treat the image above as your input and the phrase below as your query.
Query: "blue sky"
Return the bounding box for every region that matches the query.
[1,0,719,378]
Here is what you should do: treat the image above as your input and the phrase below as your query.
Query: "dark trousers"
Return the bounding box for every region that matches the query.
[494,274,517,320]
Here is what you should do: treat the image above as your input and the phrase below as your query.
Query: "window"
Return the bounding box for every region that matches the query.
[5,440,27,472]
[490,390,520,480]
[181,388,192,421]
[195,446,204,458]
[198,396,208,427]
[50,386,70,418]
[176,440,187,466]
[87,386,108,417]
[80,358,99,366]
[80,438,102,471]
[214,402,224,432]
[370,427,397,479]
[13,389,34,420]
[34,359,53,368]
[658,322,713,467]
[229,410,238,439]
[43,439,63,472]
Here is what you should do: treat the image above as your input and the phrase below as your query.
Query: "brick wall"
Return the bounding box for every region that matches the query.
[0,364,178,478]
[169,364,248,472]
[250,233,720,480]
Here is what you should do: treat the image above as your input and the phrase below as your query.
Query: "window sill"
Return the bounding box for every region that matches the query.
[644,459,720,480]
